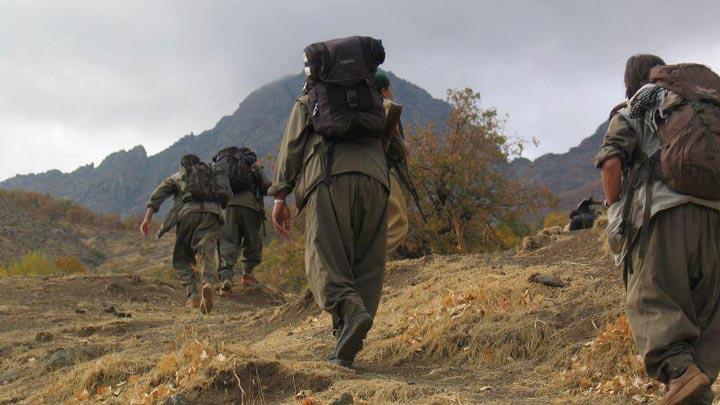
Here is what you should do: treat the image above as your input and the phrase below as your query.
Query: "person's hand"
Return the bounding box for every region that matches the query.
[272,201,292,237]
[140,219,151,238]
[140,208,154,238]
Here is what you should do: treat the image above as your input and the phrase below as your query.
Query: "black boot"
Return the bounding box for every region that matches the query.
[329,311,373,368]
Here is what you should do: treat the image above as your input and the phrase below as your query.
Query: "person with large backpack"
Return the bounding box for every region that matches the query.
[140,154,232,315]
[270,36,389,369]
[212,146,271,293]
[595,54,720,405]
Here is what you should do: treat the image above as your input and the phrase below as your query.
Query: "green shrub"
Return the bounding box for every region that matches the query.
[7,251,59,276]
[254,210,307,294]
[256,237,306,294]
[4,252,87,277]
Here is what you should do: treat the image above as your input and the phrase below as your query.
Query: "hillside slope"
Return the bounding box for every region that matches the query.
[1,72,451,216]
[0,194,102,266]
[513,121,607,211]
[3,227,712,404]
[0,189,178,275]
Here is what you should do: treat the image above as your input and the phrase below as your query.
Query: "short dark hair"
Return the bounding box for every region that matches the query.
[624,54,666,99]
[180,154,200,168]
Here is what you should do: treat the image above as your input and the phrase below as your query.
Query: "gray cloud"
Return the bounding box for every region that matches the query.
[1,0,719,180]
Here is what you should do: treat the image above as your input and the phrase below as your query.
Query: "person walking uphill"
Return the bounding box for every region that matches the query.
[595,54,720,405]
[140,154,232,315]
[270,36,390,369]
[213,146,271,293]
[375,73,410,254]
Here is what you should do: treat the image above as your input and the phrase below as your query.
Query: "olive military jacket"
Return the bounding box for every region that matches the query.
[594,104,720,223]
[594,103,720,264]
[269,95,389,208]
[228,165,272,213]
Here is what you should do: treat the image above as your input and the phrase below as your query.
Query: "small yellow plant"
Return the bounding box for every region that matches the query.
[8,251,58,276]
[3,252,87,277]
[543,211,568,228]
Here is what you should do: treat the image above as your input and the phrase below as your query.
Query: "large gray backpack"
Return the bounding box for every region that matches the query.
[212,147,256,193]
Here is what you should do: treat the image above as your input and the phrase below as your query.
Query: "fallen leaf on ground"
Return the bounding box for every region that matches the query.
[95,385,112,396]
[74,389,90,400]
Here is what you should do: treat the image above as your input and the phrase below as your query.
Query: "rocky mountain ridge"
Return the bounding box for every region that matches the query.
[2,69,609,217]
[1,71,451,215]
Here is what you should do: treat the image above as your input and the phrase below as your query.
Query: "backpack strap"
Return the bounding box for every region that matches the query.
[637,152,662,258]
[323,140,336,187]
[621,150,662,265]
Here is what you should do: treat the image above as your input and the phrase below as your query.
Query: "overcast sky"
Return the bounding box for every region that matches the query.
[1,0,719,181]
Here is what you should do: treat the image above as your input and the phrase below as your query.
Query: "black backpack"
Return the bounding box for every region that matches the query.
[303,36,386,140]
[212,147,256,193]
[179,161,219,204]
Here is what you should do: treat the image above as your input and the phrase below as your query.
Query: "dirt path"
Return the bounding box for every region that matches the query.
[0,274,283,404]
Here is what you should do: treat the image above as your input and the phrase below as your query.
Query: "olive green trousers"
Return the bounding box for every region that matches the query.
[218,205,264,280]
[304,173,389,324]
[626,203,720,400]
[173,212,220,297]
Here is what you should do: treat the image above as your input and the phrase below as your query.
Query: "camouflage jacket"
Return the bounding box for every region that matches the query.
[147,172,231,238]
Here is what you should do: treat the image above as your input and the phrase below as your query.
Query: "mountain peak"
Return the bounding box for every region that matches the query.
[1,72,450,215]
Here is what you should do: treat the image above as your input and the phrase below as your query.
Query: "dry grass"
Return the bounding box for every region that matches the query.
[364,256,619,375]
[122,336,335,404]
[56,354,152,401]
[6,226,716,404]
[553,315,663,403]
[365,262,559,367]
[316,378,445,404]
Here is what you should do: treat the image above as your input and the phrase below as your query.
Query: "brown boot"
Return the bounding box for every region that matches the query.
[661,365,710,405]
[218,279,233,297]
[186,295,201,308]
[240,274,258,288]
[200,283,214,314]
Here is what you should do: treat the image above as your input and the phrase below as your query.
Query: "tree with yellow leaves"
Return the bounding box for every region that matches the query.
[404,88,553,255]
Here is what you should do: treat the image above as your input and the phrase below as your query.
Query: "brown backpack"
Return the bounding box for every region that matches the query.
[649,63,720,200]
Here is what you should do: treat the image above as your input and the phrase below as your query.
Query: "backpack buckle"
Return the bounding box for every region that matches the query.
[312,101,320,116]
[346,89,359,108]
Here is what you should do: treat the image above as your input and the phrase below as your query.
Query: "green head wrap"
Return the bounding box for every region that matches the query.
[374,72,390,92]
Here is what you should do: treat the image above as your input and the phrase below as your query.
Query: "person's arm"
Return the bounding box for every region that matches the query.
[269,98,311,237]
[140,175,178,237]
[214,169,232,208]
[253,164,273,195]
[140,207,154,237]
[593,112,637,206]
[268,99,310,198]
[601,157,623,205]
